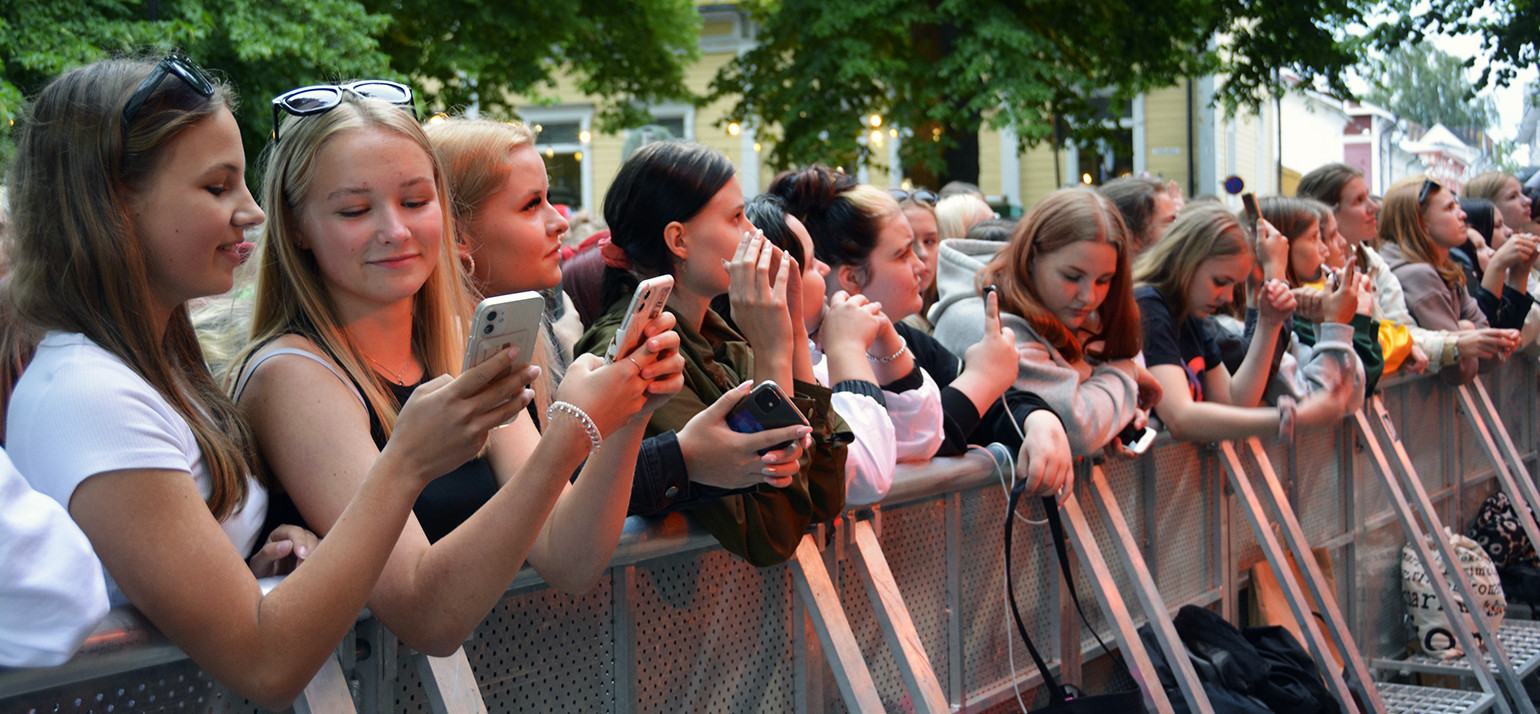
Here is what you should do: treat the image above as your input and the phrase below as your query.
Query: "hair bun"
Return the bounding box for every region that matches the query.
[769,164,854,220]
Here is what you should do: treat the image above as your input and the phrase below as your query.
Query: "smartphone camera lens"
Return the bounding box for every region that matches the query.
[486,310,498,321]
[757,391,779,411]
[483,324,495,335]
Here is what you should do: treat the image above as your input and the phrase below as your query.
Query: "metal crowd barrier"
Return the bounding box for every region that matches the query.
[2,359,1536,714]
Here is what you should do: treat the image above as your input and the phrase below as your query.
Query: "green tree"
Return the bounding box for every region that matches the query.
[710,0,1368,183]
[360,0,701,130]
[1,0,700,175]
[1368,0,1538,93]
[1365,44,1498,130]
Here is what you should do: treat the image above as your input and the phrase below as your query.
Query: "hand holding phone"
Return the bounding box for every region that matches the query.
[462,292,545,372]
[726,381,810,455]
[605,275,674,364]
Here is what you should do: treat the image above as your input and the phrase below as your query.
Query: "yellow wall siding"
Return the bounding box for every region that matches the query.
[1019,144,1064,211]
[1143,86,1189,186]
[978,125,1003,198]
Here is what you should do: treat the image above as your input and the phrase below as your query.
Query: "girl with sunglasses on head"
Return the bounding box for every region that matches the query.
[231,88,683,656]
[1132,204,1354,443]
[0,57,499,708]
[1376,176,1533,385]
[893,188,941,333]
[574,142,848,567]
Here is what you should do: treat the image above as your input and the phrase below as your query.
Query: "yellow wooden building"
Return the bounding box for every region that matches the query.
[492,3,1282,218]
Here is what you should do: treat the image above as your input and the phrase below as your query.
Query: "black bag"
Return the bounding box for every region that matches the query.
[1243,626,1341,714]
[1004,477,1147,713]
[1137,623,1271,714]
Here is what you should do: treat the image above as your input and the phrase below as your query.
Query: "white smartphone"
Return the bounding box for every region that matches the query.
[605,275,674,364]
[462,291,545,372]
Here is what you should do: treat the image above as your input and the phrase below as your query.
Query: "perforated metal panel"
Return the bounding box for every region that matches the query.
[826,500,950,714]
[0,658,282,714]
[1359,521,1412,659]
[630,548,795,714]
[1295,419,1349,545]
[458,579,614,712]
[1150,442,1214,606]
[958,484,1054,698]
[1073,467,1139,653]
[1397,379,1449,493]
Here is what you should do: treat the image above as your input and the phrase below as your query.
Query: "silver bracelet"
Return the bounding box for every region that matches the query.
[867,336,909,364]
[547,401,602,454]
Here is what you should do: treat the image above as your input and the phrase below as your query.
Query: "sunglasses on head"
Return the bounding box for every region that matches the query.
[122,53,216,139]
[271,81,417,142]
[889,188,939,207]
[1418,178,1442,205]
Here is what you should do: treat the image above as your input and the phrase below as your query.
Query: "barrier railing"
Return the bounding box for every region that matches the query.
[2,359,1535,713]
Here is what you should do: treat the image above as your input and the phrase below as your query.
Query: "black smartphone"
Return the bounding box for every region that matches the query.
[1242,193,1260,234]
[726,381,809,455]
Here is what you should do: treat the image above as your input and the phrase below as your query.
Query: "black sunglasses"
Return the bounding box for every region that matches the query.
[889,188,939,207]
[1418,178,1442,205]
[122,54,216,139]
[271,81,417,141]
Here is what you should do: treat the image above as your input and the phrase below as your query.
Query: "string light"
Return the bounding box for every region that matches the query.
[728,122,741,136]
[579,130,591,143]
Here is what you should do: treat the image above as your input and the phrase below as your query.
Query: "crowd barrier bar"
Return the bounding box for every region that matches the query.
[1357,395,1523,714]
[4,364,1539,713]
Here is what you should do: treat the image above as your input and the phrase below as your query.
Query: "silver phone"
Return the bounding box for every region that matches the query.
[462,291,545,372]
[605,275,674,364]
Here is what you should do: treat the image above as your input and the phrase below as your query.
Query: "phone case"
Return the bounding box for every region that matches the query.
[605,275,674,363]
[462,291,545,372]
[726,381,809,454]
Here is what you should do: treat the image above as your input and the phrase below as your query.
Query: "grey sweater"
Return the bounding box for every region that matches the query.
[929,239,1139,456]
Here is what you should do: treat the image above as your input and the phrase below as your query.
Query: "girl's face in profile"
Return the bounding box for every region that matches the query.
[1495,177,1532,233]
[903,206,940,293]
[847,214,924,321]
[297,128,443,317]
[1289,218,1325,285]
[678,176,755,298]
[1030,239,1118,332]
[1422,187,1468,251]
[129,106,265,315]
[466,144,570,296]
[786,213,831,331]
[1334,176,1378,246]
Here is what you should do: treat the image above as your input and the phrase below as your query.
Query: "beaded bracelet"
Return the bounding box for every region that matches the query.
[867,336,909,364]
[547,401,602,454]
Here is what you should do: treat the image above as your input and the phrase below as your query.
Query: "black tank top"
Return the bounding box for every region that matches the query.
[259,374,500,546]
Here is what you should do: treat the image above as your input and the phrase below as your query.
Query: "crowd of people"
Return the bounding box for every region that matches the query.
[1,54,1539,707]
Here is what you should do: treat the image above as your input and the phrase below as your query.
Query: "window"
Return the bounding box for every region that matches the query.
[534,120,584,210]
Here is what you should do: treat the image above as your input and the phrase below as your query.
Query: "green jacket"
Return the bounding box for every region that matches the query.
[1293,313,1385,395]
[575,295,848,567]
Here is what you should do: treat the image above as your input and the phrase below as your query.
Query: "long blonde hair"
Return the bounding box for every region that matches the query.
[1134,203,1253,321]
[426,117,562,413]
[239,94,469,440]
[1380,175,1464,288]
[1,57,259,519]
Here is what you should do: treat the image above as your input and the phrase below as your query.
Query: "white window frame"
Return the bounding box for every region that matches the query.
[519,105,594,212]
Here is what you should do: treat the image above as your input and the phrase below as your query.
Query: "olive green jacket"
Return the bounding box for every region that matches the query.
[575,296,849,567]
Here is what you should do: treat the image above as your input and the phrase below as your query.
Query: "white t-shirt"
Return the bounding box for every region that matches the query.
[0,446,109,666]
[7,332,266,605]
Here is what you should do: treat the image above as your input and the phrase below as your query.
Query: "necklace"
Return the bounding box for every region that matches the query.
[362,351,412,386]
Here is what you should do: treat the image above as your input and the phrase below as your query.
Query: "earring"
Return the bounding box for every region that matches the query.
[462,252,476,276]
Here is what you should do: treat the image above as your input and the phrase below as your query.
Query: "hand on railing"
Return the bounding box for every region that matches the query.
[1015,410,1073,503]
